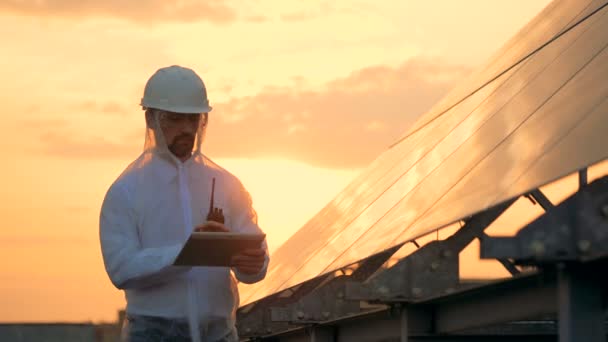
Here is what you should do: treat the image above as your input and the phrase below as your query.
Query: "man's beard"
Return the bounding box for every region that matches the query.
[168,134,195,159]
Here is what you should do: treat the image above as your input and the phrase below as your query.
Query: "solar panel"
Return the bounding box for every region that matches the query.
[238,63,518,305]
[239,0,608,306]
[322,7,608,273]
[400,0,607,143]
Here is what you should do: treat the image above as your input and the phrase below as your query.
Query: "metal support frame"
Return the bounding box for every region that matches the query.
[310,325,334,342]
[482,176,608,342]
[481,176,608,263]
[269,275,363,324]
[239,199,515,340]
[580,168,588,189]
[400,306,409,342]
[239,176,608,341]
[527,189,555,211]
[238,274,333,337]
[345,198,515,303]
[238,246,402,338]
[254,270,607,341]
[558,264,605,342]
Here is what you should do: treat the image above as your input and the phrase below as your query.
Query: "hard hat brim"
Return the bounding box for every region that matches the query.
[141,100,212,114]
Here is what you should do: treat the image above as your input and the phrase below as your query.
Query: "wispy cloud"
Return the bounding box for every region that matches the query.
[244,14,268,23]
[37,131,138,160]
[280,11,316,22]
[28,58,470,168]
[0,0,237,24]
[279,2,363,23]
[205,58,471,168]
[20,118,71,130]
[73,101,129,117]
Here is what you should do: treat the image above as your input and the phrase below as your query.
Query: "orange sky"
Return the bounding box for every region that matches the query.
[0,1,553,323]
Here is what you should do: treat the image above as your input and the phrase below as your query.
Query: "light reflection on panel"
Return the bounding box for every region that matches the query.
[402,0,603,140]
[239,0,608,306]
[404,42,608,246]
[274,74,522,292]
[239,74,511,303]
[506,98,608,202]
[238,133,423,299]
[243,13,597,299]
[320,10,608,277]
[239,62,524,303]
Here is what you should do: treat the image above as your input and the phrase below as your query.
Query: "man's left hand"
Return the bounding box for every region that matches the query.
[231,248,266,275]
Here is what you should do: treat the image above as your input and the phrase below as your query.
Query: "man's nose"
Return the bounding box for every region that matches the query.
[180,121,197,134]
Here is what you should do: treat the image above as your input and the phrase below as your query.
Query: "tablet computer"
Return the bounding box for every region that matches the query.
[173,232,266,267]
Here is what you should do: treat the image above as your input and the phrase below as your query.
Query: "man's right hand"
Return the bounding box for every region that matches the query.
[194,221,230,233]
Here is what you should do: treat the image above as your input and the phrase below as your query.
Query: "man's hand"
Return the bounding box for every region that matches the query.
[194,221,229,233]
[231,248,266,275]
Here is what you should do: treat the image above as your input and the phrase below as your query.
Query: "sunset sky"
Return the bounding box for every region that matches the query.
[0,0,554,323]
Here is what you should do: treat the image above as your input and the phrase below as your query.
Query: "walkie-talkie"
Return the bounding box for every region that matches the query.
[206,178,225,224]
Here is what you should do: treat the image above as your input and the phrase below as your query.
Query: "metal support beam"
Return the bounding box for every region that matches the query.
[446,199,516,252]
[241,178,608,341]
[349,244,403,281]
[558,265,605,342]
[481,176,608,263]
[401,306,409,342]
[238,274,335,337]
[252,270,608,341]
[579,168,588,189]
[346,198,516,303]
[495,257,522,276]
[310,326,334,342]
[269,275,363,324]
[481,233,521,275]
[434,273,557,333]
[529,189,555,211]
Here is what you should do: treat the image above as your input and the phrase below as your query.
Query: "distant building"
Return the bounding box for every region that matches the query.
[0,310,123,342]
[0,323,96,342]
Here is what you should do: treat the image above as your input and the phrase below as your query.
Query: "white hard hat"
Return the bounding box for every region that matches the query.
[141,65,212,113]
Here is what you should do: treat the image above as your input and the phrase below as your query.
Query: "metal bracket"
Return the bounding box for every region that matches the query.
[269,275,363,324]
[579,168,588,189]
[238,246,402,337]
[527,189,555,211]
[237,274,333,337]
[265,246,402,326]
[481,176,608,264]
[345,199,515,303]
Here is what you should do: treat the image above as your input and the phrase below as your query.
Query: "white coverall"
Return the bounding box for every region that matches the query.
[99,123,269,341]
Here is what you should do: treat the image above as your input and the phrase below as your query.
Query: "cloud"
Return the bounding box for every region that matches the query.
[37,131,139,160]
[279,2,355,22]
[245,14,268,23]
[72,100,128,117]
[29,58,470,168]
[0,0,237,24]
[20,118,71,130]
[280,11,316,22]
[203,58,471,168]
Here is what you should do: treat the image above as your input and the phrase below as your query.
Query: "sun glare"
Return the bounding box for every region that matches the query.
[217,158,361,253]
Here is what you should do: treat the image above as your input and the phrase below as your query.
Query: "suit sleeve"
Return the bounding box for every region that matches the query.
[99,183,191,290]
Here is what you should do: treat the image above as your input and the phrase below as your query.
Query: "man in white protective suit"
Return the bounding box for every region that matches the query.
[99,65,269,342]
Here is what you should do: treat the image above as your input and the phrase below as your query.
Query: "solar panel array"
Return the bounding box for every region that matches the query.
[240,0,608,306]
